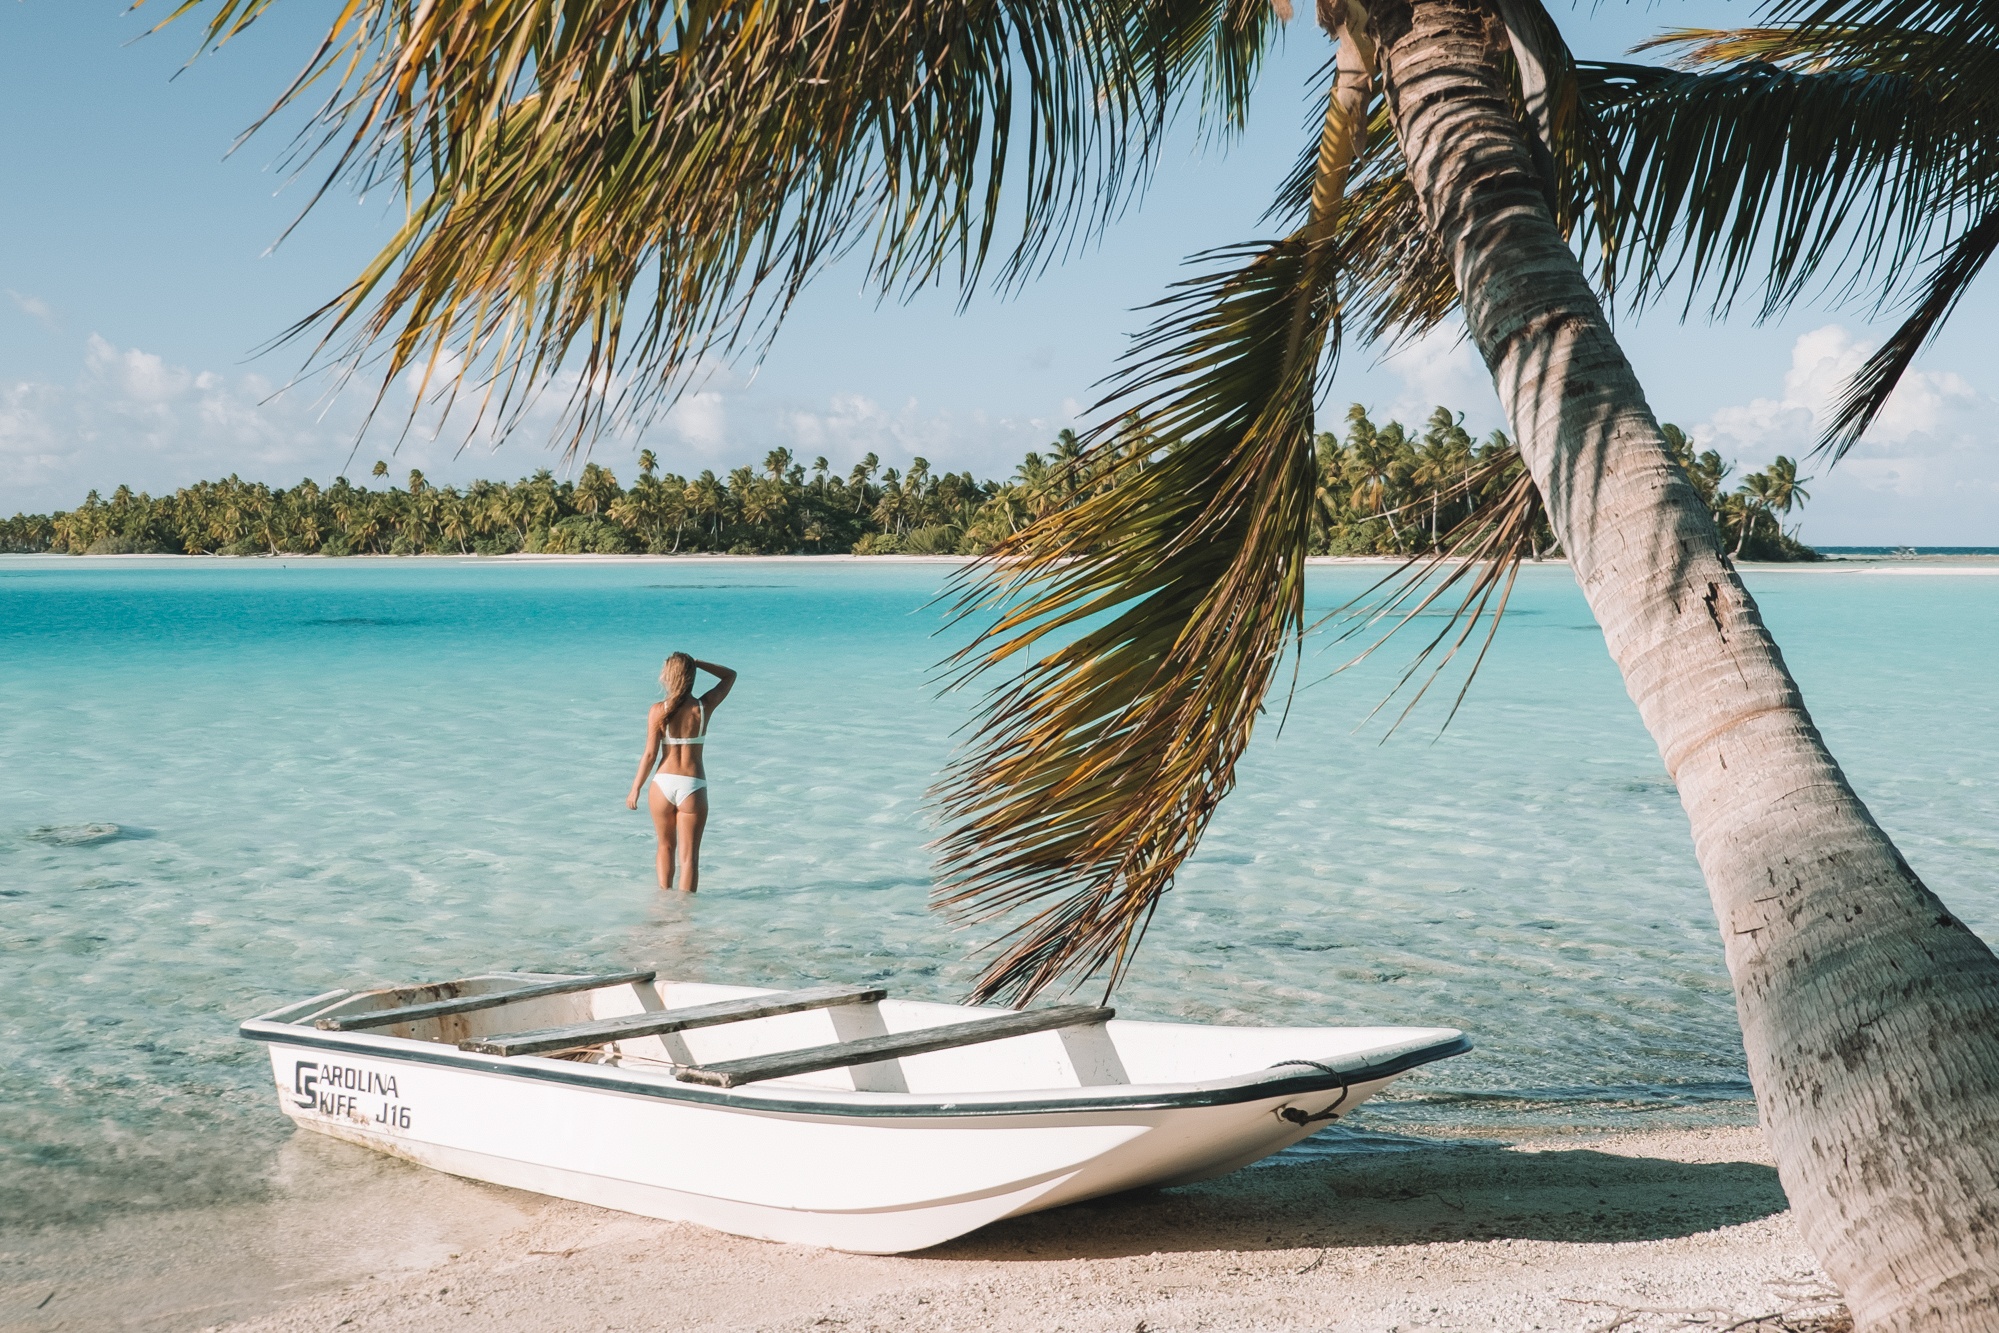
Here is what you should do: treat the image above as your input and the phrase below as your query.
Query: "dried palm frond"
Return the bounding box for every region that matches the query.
[932,230,1330,1005]
[1263,77,1462,350]
[926,8,1384,1005]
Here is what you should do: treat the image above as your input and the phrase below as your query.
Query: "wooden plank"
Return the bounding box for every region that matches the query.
[460,985,889,1057]
[674,1004,1115,1089]
[317,970,657,1032]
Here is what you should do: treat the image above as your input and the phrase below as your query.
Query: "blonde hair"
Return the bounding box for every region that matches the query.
[659,652,696,721]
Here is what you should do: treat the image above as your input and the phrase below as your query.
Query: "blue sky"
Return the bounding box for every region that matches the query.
[3,0,1995,543]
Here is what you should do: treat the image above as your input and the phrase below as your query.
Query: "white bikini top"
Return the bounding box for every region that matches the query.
[663,701,707,746]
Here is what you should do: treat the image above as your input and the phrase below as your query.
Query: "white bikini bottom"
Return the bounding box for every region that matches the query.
[651,772,708,804]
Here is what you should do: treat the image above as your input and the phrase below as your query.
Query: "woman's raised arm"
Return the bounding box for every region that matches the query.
[694,660,737,711]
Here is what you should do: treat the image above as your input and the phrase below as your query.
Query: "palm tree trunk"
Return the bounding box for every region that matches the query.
[1365,0,1999,1326]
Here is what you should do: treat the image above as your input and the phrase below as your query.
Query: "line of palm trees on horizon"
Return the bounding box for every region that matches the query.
[1,407,1814,560]
[1318,407,1813,560]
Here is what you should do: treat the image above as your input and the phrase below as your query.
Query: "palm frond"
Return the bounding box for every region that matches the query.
[1594,18,1999,451]
[927,10,1381,1004]
[1646,21,1999,80]
[1764,0,1999,46]
[158,0,1288,451]
[932,232,1328,1005]
[1315,446,1546,739]
[1593,34,1999,322]
[1823,205,1999,455]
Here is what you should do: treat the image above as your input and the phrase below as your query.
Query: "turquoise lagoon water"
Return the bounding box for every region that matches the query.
[3,555,1996,1233]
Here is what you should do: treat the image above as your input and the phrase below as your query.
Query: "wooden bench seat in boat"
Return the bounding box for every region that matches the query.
[674,1004,1115,1088]
[318,969,658,1032]
[460,984,888,1057]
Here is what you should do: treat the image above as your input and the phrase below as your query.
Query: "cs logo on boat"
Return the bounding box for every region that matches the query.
[293,1061,319,1109]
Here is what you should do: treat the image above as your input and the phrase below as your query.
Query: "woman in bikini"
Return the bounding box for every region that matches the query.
[626,652,736,892]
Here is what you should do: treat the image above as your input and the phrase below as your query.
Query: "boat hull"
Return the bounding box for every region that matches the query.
[246,981,1465,1253]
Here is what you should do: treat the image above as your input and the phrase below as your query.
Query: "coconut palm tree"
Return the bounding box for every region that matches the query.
[1343,409,1408,548]
[439,493,473,553]
[1412,408,1474,546]
[687,471,728,547]
[847,454,880,512]
[1661,426,1731,509]
[1764,455,1812,519]
[176,0,1999,1320]
[1731,476,1774,558]
[574,461,620,517]
[520,469,562,537]
[739,474,792,547]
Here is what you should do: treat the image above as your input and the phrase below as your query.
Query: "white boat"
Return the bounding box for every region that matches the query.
[241,970,1468,1253]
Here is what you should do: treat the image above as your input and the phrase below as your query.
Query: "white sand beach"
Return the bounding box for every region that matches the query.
[42,1124,1842,1333]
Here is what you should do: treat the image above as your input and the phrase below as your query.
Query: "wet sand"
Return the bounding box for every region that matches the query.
[2,1123,1854,1333]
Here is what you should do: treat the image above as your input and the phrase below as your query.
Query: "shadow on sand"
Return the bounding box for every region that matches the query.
[931,1132,1789,1260]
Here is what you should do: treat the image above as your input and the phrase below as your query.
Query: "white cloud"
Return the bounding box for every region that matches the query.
[87,335,193,407]
[399,347,467,403]
[664,390,728,452]
[7,289,55,328]
[1353,320,1505,437]
[1702,324,1981,461]
[1697,324,1999,545]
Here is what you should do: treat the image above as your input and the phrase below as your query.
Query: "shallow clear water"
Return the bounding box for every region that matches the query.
[2,555,1995,1231]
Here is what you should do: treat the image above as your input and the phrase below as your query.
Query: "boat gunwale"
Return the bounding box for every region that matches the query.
[240,1017,1471,1119]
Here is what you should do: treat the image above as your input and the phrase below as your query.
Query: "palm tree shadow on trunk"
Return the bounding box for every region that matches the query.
[924,1132,1788,1261]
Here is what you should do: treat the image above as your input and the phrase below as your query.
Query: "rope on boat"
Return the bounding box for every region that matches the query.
[1267,1059,1351,1126]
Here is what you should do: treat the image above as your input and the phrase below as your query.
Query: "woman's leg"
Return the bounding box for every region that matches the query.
[647,782,678,890]
[674,791,708,893]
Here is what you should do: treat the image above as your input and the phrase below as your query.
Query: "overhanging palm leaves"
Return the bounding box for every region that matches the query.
[1290,3,1999,460]
[1587,7,1999,455]
[932,234,1327,1004]
[163,0,1286,448]
[929,4,1405,1002]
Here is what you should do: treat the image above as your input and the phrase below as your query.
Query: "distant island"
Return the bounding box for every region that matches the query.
[1,405,1817,560]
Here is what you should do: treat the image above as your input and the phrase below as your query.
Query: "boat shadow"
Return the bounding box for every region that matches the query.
[929,1134,1789,1259]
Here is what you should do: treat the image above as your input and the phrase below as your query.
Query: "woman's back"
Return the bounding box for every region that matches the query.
[653,698,707,776]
